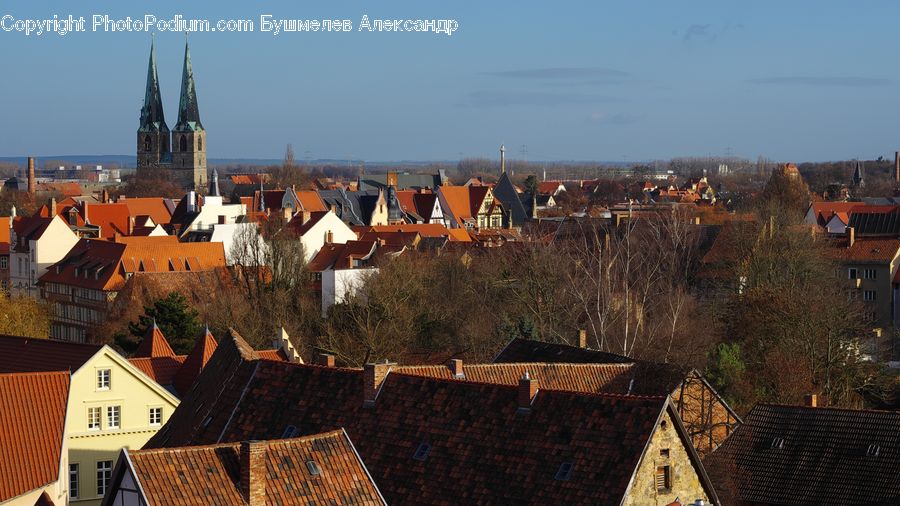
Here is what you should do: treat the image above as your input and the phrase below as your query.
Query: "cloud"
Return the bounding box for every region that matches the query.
[680,23,744,44]
[481,67,629,80]
[748,76,893,87]
[463,91,622,107]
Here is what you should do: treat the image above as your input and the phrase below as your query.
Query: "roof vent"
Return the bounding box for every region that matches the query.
[867,444,880,457]
[771,437,785,450]
[554,462,573,481]
[412,442,431,461]
[305,460,322,476]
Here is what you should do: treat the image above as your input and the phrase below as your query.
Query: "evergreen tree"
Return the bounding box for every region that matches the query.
[127,292,203,355]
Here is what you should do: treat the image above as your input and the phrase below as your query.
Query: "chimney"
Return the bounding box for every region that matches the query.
[448,359,464,378]
[363,361,394,407]
[500,144,506,174]
[895,152,899,183]
[299,209,309,225]
[27,157,35,194]
[578,329,587,349]
[49,198,57,215]
[101,188,109,204]
[329,204,337,214]
[240,441,266,503]
[518,372,539,412]
[804,394,818,408]
[848,226,855,247]
[325,230,334,244]
[316,353,335,367]
[83,201,89,224]
[283,207,292,222]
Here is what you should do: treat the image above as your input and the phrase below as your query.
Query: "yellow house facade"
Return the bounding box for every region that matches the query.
[67,346,179,505]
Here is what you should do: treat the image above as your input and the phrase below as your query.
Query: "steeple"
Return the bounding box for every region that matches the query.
[852,160,865,188]
[174,40,203,132]
[209,168,220,197]
[139,38,168,133]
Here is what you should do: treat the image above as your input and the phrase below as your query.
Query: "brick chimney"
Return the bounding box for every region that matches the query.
[240,440,266,503]
[48,198,56,216]
[363,362,394,407]
[316,353,335,367]
[895,151,899,183]
[517,371,539,412]
[577,329,587,349]
[101,188,109,204]
[448,359,464,378]
[27,157,35,194]
[804,394,818,408]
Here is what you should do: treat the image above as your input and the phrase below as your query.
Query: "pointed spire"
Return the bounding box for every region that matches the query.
[174,40,203,132]
[139,37,168,133]
[133,319,176,358]
[173,327,218,396]
[209,168,220,197]
[852,160,865,188]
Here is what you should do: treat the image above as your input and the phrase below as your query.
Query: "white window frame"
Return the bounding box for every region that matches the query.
[864,290,877,302]
[149,406,162,427]
[96,460,112,497]
[848,268,858,279]
[864,268,877,280]
[96,369,111,391]
[107,405,120,429]
[87,406,101,431]
[69,463,79,499]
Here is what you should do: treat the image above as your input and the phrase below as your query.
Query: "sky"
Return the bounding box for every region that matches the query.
[2,1,900,163]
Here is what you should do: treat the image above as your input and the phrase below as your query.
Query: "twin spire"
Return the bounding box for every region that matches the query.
[139,38,203,134]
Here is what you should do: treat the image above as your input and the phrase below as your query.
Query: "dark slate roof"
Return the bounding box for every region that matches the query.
[386,186,403,223]
[146,330,710,505]
[319,189,379,226]
[847,206,900,236]
[705,404,900,505]
[493,172,529,227]
[358,173,441,192]
[0,335,101,373]
[494,337,634,365]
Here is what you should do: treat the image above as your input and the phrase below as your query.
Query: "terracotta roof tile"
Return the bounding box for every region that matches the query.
[494,337,633,364]
[128,356,186,387]
[124,430,385,505]
[0,371,70,502]
[146,330,690,504]
[134,323,176,358]
[831,238,900,262]
[173,329,218,397]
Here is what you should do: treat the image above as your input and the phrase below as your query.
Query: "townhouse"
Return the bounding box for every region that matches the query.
[438,184,505,230]
[145,329,720,505]
[38,235,226,342]
[0,336,179,506]
[9,211,79,297]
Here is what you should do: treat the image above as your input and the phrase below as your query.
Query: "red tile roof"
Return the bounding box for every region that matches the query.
[294,190,328,212]
[145,330,714,504]
[831,238,900,262]
[120,198,173,225]
[494,337,633,364]
[0,335,101,374]
[0,371,70,502]
[128,356,186,387]
[39,236,227,292]
[173,329,218,397]
[134,323,176,358]
[120,430,385,505]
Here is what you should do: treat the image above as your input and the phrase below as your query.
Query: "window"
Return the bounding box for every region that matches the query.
[0,256,7,270]
[180,135,187,152]
[143,135,151,151]
[282,425,297,438]
[69,463,79,499]
[771,437,785,449]
[149,407,162,426]
[864,290,877,302]
[867,444,881,457]
[848,268,858,279]
[107,405,120,429]
[305,460,322,476]
[96,460,112,496]
[412,442,431,461]
[864,268,877,279]
[554,462,573,481]
[97,369,110,390]
[198,136,202,151]
[659,448,670,458]
[87,407,101,431]
[655,465,672,492]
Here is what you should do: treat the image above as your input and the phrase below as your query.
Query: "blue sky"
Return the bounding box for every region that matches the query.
[1,1,899,162]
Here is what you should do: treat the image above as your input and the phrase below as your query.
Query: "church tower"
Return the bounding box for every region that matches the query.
[171,41,207,190]
[136,39,170,169]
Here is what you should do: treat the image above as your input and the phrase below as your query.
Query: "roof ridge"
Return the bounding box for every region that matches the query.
[0,370,71,378]
[758,402,900,416]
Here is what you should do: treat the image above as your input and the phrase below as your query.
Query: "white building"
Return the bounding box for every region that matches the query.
[10,212,79,297]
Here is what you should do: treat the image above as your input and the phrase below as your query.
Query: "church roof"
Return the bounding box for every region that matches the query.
[139,39,169,134]
[174,42,203,132]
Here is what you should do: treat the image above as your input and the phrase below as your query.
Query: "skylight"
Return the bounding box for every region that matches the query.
[555,462,573,481]
[305,460,322,476]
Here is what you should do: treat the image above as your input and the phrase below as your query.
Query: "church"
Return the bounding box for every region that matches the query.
[136,40,207,190]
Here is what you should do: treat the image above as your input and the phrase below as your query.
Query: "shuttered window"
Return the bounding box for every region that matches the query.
[656,465,671,492]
